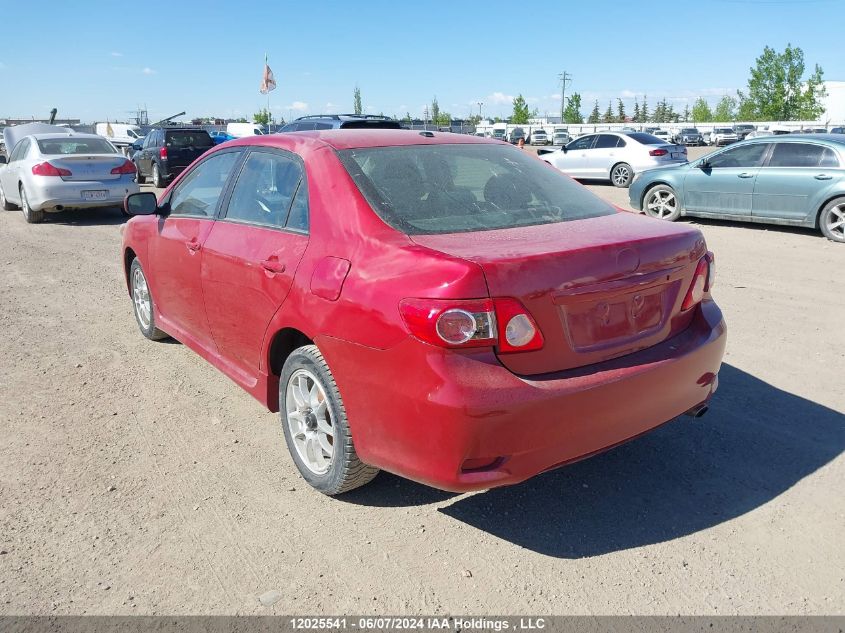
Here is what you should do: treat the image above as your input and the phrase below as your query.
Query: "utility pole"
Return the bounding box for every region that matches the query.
[559,72,571,123]
[477,101,484,120]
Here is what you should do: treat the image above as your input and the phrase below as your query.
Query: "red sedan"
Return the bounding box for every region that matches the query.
[121,130,726,495]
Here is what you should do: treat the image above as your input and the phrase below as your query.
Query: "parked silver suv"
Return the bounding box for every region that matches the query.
[530,129,549,145]
[708,127,739,146]
[673,127,704,146]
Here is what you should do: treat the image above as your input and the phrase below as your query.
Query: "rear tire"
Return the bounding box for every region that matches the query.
[819,197,845,243]
[610,162,633,188]
[280,345,379,495]
[152,163,164,189]
[643,184,681,221]
[20,185,43,223]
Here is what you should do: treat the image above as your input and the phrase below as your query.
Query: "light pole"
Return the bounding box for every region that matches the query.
[477,101,483,120]
[559,71,571,123]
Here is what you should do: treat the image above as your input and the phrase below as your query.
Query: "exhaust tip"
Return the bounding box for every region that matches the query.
[684,404,709,419]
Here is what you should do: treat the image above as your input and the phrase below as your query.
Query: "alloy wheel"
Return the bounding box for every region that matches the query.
[646,190,677,219]
[285,369,334,475]
[131,267,152,330]
[824,203,845,241]
[612,164,632,187]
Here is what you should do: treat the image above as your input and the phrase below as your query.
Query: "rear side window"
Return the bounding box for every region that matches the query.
[166,131,213,149]
[9,138,30,162]
[768,143,836,168]
[595,135,621,149]
[225,151,304,228]
[338,143,615,235]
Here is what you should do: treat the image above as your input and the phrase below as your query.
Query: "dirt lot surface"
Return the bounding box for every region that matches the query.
[1,147,843,615]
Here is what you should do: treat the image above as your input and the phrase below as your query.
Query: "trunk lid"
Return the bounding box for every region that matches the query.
[411,212,707,375]
[47,154,127,182]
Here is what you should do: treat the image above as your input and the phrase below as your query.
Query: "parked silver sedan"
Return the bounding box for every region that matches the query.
[0,128,139,223]
[539,132,687,187]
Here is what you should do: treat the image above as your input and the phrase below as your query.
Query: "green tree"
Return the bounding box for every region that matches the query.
[691,97,713,122]
[641,95,650,123]
[404,112,412,123]
[602,101,614,123]
[588,100,601,124]
[714,95,737,121]
[511,94,531,124]
[353,85,362,115]
[253,108,272,126]
[633,98,641,123]
[562,92,583,124]
[431,97,440,126]
[737,44,827,121]
[653,100,665,123]
[616,98,626,123]
[682,105,691,122]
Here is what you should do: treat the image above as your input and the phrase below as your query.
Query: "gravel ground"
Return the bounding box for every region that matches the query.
[0,145,843,615]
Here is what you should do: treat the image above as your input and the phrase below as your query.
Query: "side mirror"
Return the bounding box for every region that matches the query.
[0,155,6,165]
[698,160,711,170]
[124,192,158,216]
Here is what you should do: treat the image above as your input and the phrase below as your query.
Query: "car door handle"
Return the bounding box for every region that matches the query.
[815,174,833,180]
[260,259,286,274]
[185,240,201,253]
[738,173,754,178]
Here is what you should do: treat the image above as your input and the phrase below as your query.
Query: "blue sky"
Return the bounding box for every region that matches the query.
[1,0,842,123]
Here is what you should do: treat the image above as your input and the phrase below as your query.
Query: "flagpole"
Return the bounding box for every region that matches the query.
[265,52,270,130]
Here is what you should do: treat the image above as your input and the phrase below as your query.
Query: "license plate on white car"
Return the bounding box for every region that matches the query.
[82,190,108,201]
[671,152,684,159]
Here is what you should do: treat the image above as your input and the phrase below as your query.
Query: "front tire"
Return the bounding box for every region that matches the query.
[819,197,845,243]
[129,258,169,340]
[611,162,633,188]
[0,182,16,210]
[280,345,379,495]
[644,184,681,221]
[20,185,43,223]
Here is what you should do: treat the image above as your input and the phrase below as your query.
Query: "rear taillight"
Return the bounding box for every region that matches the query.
[31,162,71,177]
[681,253,715,311]
[159,147,168,159]
[110,160,137,175]
[649,148,668,157]
[399,297,544,352]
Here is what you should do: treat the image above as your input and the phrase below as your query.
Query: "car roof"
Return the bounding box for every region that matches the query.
[227,129,496,151]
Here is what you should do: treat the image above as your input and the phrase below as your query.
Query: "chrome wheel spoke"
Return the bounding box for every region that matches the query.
[285,369,334,475]
[317,431,333,454]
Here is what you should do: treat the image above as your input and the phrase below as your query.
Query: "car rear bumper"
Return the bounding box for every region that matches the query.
[26,177,139,211]
[319,299,726,492]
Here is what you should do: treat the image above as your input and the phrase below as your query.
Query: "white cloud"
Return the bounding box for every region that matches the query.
[325,102,337,112]
[620,89,638,99]
[488,91,514,105]
[286,101,308,112]
[142,67,156,75]
[110,52,123,57]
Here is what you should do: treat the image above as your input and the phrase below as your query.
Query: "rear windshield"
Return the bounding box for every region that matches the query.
[165,131,214,148]
[338,144,616,235]
[339,120,402,129]
[715,128,733,134]
[37,138,117,155]
[624,132,663,144]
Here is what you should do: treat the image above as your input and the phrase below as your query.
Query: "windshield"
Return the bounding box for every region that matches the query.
[37,138,118,155]
[338,144,616,235]
[716,128,733,134]
[681,128,698,133]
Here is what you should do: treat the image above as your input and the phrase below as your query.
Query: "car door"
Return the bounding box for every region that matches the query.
[138,131,155,175]
[682,142,769,216]
[591,134,624,178]
[147,149,244,350]
[752,142,843,222]
[201,149,310,375]
[1,138,29,203]
[551,134,596,177]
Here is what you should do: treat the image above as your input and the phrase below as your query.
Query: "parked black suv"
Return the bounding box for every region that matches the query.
[134,127,214,187]
[278,114,402,132]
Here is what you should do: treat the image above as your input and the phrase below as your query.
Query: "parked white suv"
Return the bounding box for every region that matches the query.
[708,127,739,146]
[530,129,549,145]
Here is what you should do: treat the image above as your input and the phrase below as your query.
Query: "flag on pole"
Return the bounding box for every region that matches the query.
[106,121,114,137]
[260,57,276,94]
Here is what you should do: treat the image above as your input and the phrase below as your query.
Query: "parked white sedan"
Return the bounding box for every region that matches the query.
[0,125,139,223]
[539,132,687,187]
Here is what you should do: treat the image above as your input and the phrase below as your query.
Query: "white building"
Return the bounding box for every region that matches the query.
[820,80,845,123]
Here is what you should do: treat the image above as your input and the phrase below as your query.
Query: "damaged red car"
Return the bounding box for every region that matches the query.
[121,129,726,495]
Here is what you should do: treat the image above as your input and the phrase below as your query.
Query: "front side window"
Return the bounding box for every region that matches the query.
[568,135,595,150]
[338,143,616,235]
[225,151,304,228]
[768,143,836,168]
[168,151,241,217]
[708,143,769,168]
